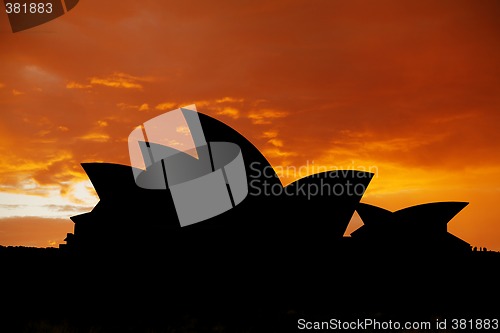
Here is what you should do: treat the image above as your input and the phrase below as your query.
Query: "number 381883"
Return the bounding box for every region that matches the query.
[5,2,53,14]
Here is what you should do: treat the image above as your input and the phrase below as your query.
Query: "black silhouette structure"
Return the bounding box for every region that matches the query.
[352,202,471,253]
[1,110,499,332]
[62,110,374,255]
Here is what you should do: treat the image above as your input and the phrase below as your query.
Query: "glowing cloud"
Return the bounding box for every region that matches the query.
[261,131,279,139]
[66,81,91,89]
[138,103,149,111]
[215,97,244,103]
[155,102,177,110]
[248,109,288,124]
[90,76,142,89]
[77,132,110,142]
[68,72,155,90]
[216,107,240,119]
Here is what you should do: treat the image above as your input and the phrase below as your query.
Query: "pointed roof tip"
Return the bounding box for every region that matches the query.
[355,201,469,226]
[180,104,197,112]
[78,162,142,199]
[394,201,469,225]
[70,212,91,223]
[395,201,469,213]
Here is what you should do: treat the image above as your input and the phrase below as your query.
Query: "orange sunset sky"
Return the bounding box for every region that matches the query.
[0,0,499,250]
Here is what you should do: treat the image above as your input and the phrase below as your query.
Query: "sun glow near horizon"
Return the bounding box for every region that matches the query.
[0,179,97,220]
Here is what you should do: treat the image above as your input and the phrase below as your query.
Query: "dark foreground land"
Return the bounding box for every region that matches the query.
[1,241,499,333]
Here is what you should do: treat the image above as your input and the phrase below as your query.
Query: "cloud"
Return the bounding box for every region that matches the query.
[0,180,97,219]
[12,89,24,96]
[77,132,110,142]
[260,130,284,147]
[261,147,298,158]
[216,107,240,119]
[259,130,297,161]
[0,204,29,210]
[59,180,98,206]
[58,126,70,132]
[90,72,151,89]
[117,102,152,112]
[43,204,94,213]
[176,126,190,135]
[261,131,278,139]
[117,102,140,110]
[23,65,61,84]
[267,138,284,147]
[215,97,244,103]
[67,72,154,90]
[66,81,92,89]
[247,109,288,124]
[0,151,74,186]
[138,103,149,111]
[178,97,246,120]
[155,102,177,110]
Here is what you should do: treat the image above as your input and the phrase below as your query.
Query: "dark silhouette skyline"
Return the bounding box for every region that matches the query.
[1,110,499,332]
[62,109,473,256]
[352,201,471,253]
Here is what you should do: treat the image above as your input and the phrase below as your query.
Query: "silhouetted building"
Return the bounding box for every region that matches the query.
[3,107,499,331]
[351,202,470,253]
[63,109,372,254]
[62,108,473,257]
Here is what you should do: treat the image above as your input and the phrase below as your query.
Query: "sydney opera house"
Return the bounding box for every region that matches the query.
[61,106,472,258]
[2,106,499,331]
